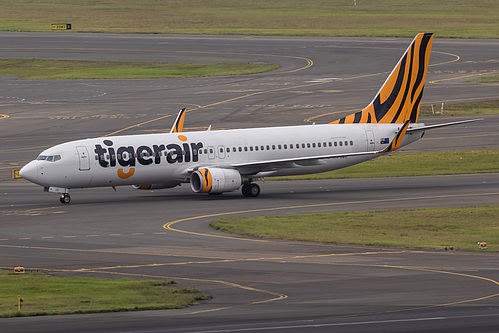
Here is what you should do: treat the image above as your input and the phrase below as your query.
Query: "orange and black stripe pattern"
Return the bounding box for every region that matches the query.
[385,121,410,153]
[330,33,434,125]
[198,168,213,193]
[171,108,186,133]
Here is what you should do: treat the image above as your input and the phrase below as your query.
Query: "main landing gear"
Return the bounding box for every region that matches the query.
[60,193,71,204]
[241,182,260,197]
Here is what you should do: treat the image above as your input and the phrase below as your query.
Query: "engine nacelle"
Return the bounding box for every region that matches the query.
[190,168,242,194]
[132,181,180,190]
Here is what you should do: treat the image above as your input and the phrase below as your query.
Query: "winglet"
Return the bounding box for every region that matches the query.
[381,121,411,153]
[330,33,434,124]
[170,108,187,133]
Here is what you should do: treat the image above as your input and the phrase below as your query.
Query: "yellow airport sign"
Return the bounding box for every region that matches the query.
[12,170,21,179]
[51,24,72,30]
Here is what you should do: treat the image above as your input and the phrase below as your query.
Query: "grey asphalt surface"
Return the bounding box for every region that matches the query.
[0,32,498,332]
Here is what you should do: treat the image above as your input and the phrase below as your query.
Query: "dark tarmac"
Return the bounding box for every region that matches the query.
[0,32,498,332]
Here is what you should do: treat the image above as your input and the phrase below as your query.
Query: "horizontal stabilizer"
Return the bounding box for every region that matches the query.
[407,118,483,132]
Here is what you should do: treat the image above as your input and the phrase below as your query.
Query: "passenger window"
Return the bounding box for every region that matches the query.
[339,141,343,146]
[312,143,316,148]
[344,141,348,146]
[204,149,208,154]
[302,143,305,148]
[250,146,253,151]
[255,146,259,151]
[272,145,276,150]
[244,147,248,152]
[266,145,270,150]
[307,143,311,148]
[284,144,287,149]
[350,141,354,146]
[261,146,264,150]
[334,142,338,147]
[329,142,332,147]
[318,143,321,147]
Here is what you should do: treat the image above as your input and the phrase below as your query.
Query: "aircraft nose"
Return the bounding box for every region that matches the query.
[19,161,38,182]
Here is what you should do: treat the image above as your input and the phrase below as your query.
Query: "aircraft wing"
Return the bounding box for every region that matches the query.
[170,108,187,133]
[229,121,411,174]
[182,144,393,177]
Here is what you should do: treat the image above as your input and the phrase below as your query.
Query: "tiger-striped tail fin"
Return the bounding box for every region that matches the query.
[330,33,434,125]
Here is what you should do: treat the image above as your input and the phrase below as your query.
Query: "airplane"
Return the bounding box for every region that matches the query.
[19,33,480,203]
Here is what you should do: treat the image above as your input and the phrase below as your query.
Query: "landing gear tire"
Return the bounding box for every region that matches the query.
[60,194,71,204]
[242,183,260,197]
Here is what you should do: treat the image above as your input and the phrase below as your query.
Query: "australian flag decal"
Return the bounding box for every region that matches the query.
[380,138,389,144]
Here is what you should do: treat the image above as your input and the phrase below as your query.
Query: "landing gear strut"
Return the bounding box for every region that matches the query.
[241,183,260,197]
[60,193,71,204]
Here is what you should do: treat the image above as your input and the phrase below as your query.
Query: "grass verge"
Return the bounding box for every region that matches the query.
[420,100,499,117]
[210,206,499,251]
[270,149,499,181]
[0,59,279,80]
[0,271,211,317]
[1,0,498,38]
[470,76,499,83]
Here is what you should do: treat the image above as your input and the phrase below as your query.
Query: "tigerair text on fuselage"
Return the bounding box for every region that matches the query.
[94,138,204,168]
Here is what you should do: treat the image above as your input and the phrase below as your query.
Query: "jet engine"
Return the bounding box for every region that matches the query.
[190,168,242,194]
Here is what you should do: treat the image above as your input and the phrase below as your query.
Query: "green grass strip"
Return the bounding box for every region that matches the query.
[211,206,499,251]
[271,149,499,181]
[470,75,499,83]
[0,271,210,317]
[1,0,498,38]
[0,59,279,80]
[420,100,499,116]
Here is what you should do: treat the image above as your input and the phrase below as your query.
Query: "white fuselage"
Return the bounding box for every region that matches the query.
[20,123,424,190]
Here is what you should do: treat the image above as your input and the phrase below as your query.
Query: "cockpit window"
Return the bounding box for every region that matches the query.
[37,155,61,162]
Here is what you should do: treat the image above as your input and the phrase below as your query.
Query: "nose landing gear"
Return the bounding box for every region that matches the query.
[59,193,71,204]
[45,186,71,204]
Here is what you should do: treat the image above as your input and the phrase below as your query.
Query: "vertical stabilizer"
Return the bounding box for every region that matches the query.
[330,33,433,124]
